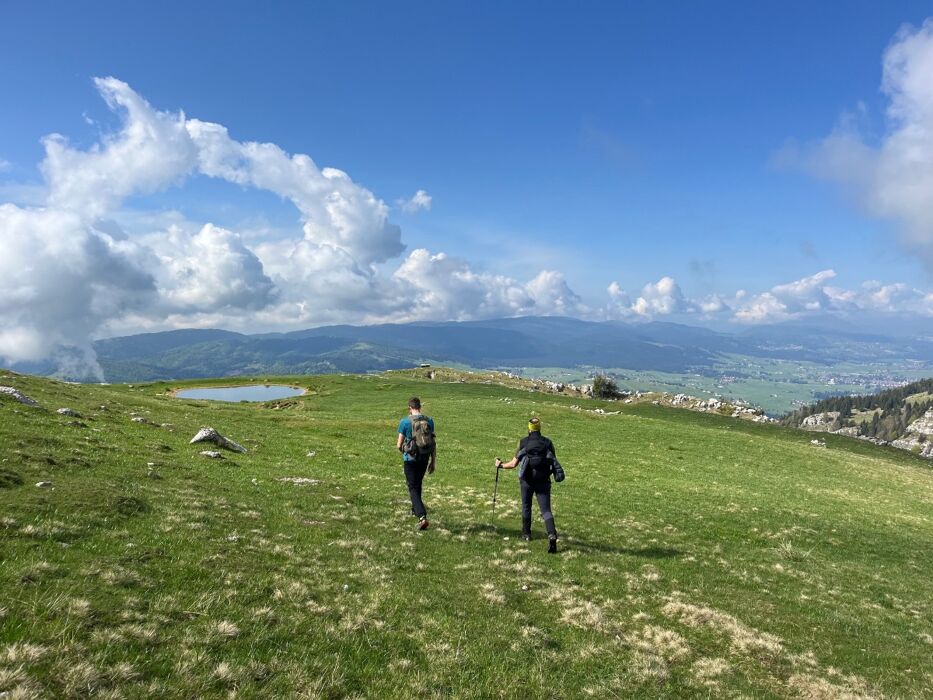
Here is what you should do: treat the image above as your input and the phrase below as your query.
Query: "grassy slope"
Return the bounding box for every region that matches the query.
[1,370,932,699]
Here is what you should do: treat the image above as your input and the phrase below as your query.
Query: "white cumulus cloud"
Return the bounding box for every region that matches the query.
[0,204,156,376]
[42,77,198,219]
[788,20,933,268]
[186,118,405,266]
[392,250,586,322]
[398,189,432,213]
[143,224,278,312]
[0,78,588,374]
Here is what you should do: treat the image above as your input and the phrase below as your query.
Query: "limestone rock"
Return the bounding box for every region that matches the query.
[801,412,840,430]
[892,436,924,453]
[57,408,81,417]
[190,427,247,453]
[0,386,39,407]
[199,450,225,459]
[906,409,933,437]
[35,481,53,488]
[831,426,860,437]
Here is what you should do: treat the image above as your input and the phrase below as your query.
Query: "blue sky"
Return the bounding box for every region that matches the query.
[1,2,933,360]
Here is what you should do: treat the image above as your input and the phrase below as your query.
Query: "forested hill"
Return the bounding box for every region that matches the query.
[782,377,933,442]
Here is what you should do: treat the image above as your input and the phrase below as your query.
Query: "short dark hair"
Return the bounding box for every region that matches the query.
[408,397,421,410]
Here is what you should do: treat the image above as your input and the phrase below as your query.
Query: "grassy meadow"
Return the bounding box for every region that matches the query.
[1,369,932,698]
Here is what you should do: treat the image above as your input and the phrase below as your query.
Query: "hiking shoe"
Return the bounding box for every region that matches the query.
[521,533,531,541]
[418,517,429,531]
[547,537,558,554]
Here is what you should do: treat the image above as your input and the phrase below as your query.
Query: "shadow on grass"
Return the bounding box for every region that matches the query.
[451,521,682,558]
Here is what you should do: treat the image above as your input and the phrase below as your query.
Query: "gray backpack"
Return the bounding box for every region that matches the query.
[408,415,435,457]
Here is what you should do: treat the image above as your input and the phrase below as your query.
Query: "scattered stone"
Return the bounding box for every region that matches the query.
[35,481,53,488]
[147,469,162,480]
[160,423,175,430]
[810,439,826,448]
[131,417,148,423]
[57,408,81,417]
[0,386,39,407]
[276,477,322,485]
[199,451,225,459]
[190,427,247,453]
[306,450,317,458]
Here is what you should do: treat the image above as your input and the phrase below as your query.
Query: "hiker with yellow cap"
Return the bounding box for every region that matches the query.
[495,417,562,553]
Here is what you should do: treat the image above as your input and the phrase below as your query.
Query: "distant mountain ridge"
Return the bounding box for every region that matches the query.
[73,316,933,383]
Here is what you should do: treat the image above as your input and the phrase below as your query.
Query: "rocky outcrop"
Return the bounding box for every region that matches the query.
[801,412,840,431]
[190,427,247,453]
[905,409,933,437]
[886,410,933,459]
[831,426,860,437]
[0,386,39,407]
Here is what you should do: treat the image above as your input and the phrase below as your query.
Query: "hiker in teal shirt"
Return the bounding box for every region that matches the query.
[396,397,436,530]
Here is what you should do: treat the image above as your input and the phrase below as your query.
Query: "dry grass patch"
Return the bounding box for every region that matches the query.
[479,583,505,605]
[214,620,240,639]
[3,644,48,664]
[692,657,730,687]
[662,598,784,657]
[787,673,880,700]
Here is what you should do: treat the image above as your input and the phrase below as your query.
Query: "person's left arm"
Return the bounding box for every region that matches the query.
[428,418,437,473]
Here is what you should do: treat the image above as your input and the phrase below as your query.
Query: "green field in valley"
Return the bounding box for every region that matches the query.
[1,369,932,698]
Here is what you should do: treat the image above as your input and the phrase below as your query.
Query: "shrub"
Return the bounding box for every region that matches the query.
[592,374,621,399]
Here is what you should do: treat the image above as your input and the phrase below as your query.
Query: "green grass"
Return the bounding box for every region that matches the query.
[905,391,933,406]
[1,369,932,698]
[850,408,883,425]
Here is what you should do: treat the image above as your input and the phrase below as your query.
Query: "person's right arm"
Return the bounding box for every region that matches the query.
[396,418,406,453]
[495,443,522,469]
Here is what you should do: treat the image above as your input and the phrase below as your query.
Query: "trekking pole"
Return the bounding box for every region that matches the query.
[492,462,502,513]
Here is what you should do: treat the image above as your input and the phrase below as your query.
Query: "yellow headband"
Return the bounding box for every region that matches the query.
[528,419,541,432]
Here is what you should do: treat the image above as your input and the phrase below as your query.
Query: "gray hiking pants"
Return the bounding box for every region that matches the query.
[520,478,557,539]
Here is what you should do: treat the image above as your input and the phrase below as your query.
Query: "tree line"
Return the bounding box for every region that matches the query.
[781,378,933,442]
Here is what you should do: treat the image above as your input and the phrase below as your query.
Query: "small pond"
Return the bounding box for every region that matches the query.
[175,385,305,402]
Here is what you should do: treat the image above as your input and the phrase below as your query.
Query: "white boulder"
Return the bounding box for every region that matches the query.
[0,386,39,407]
[190,427,247,453]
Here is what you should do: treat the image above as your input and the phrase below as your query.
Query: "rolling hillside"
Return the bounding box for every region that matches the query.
[1,369,931,697]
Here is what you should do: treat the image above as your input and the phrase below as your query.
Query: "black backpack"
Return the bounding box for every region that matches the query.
[523,435,553,482]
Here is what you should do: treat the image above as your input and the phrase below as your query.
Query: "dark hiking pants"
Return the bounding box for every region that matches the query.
[520,478,557,538]
[404,456,429,519]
